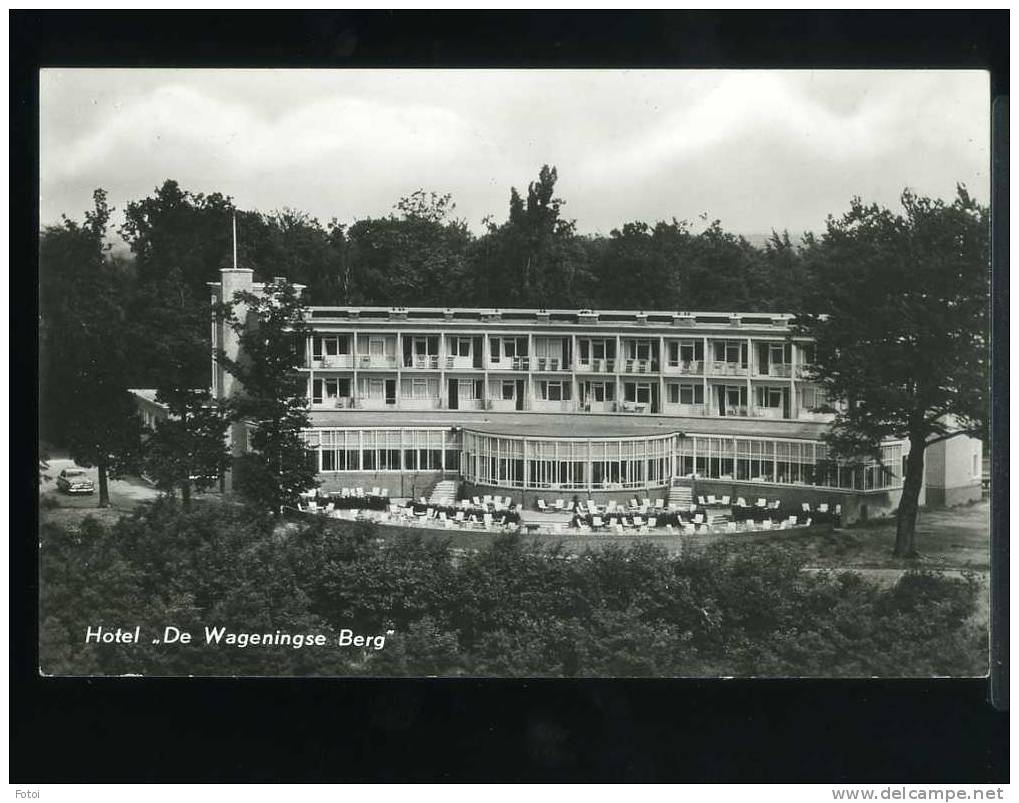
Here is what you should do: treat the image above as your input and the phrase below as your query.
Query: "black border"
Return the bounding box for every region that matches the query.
[12,10,1009,783]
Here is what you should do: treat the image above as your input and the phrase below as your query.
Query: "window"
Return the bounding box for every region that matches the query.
[626,340,652,360]
[368,379,385,398]
[313,378,350,404]
[624,383,652,404]
[716,341,745,364]
[587,382,614,402]
[502,381,515,401]
[313,335,349,359]
[457,338,471,357]
[412,378,436,399]
[680,341,699,362]
[756,387,784,408]
[539,381,570,401]
[669,383,703,405]
[503,339,517,359]
[458,379,481,400]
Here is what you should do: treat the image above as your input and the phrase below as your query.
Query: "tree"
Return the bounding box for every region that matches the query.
[135,274,229,508]
[793,187,989,556]
[217,278,317,514]
[344,190,472,306]
[42,190,145,507]
[472,165,594,308]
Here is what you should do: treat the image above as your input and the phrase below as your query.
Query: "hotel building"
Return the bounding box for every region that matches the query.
[205,267,983,522]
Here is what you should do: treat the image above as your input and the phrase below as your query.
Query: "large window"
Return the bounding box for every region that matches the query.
[755,387,785,408]
[313,335,350,360]
[312,377,351,405]
[538,380,571,401]
[668,383,703,405]
[624,382,653,404]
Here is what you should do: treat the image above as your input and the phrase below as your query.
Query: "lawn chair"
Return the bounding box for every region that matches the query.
[371,487,381,497]
[654,498,664,510]
[633,515,644,527]
[614,523,625,534]
[642,497,652,508]
[761,519,773,530]
[805,517,812,527]
[381,488,389,498]
[665,524,674,534]
[720,495,731,505]
[483,513,493,528]
[472,496,482,506]
[726,522,737,533]
[426,508,436,519]
[736,497,747,508]
[707,494,717,505]
[340,487,350,497]
[697,495,707,506]
[455,511,465,523]
[819,503,829,513]
[801,502,811,513]
[593,516,605,529]
[648,517,657,529]
[537,499,548,512]
[693,513,704,525]
[755,498,767,508]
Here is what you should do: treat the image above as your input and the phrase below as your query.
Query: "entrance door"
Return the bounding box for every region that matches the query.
[515,380,525,411]
[448,379,459,410]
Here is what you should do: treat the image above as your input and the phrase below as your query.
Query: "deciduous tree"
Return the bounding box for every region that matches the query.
[793,187,989,556]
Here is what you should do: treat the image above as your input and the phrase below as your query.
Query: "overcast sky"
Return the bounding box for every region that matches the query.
[40,69,989,238]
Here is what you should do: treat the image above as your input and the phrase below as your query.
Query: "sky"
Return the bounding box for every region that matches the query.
[39,69,990,239]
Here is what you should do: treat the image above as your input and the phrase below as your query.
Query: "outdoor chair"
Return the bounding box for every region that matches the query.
[736,497,747,507]
[455,511,465,522]
[537,499,548,511]
[633,516,644,527]
[371,487,381,497]
[381,488,388,498]
[648,517,657,528]
[654,498,664,510]
[819,503,829,513]
[554,499,565,510]
[802,502,811,512]
[593,516,605,529]
[707,495,717,505]
[756,498,767,508]
[472,496,482,506]
[665,524,674,533]
[720,495,731,505]
[697,496,707,506]
[693,514,704,524]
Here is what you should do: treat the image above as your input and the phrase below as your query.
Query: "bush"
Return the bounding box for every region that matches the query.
[38,500,988,677]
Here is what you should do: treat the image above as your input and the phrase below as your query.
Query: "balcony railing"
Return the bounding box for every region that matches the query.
[756,363,792,378]
[665,359,703,375]
[309,355,354,370]
[751,406,785,419]
[403,354,440,369]
[356,355,399,369]
[708,361,748,376]
[577,358,617,373]
[620,359,659,374]
[531,357,570,372]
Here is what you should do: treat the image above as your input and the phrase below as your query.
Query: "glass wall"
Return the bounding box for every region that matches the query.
[302,428,460,473]
[301,427,905,493]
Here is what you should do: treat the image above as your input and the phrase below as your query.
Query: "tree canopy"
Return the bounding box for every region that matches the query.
[792,186,989,555]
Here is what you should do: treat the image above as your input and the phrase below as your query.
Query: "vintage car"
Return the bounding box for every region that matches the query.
[56,468,95,495]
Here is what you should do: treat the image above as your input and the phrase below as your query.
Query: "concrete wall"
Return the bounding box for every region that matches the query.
[315,470,454,501]
[924,434,983,508]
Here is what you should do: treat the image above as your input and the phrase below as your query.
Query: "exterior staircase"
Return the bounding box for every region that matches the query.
[428,478,459,507]
[666,477,694,509]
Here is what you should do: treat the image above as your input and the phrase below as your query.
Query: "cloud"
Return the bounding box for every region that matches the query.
[39,69,989,237]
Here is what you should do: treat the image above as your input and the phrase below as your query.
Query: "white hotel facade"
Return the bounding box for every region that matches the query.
[205,267,983,522]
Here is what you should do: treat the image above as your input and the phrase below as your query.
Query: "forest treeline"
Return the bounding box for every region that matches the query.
[39,165,815,442]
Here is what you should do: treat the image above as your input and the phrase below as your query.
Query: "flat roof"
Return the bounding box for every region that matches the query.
[306,410,832,441]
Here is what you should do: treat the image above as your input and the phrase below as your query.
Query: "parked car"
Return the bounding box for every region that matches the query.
[56,468,95,495]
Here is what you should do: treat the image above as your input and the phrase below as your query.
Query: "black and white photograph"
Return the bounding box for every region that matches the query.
[36,66,992,681]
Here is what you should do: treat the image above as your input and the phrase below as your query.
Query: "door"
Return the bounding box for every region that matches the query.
[385,379,397,406]
[448,379,458,410]
[515,380,525,411]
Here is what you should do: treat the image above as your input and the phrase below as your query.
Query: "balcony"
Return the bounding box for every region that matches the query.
[356,355,399,370]
[454,399,486,411]
[707,361,748,377]
[400,397,442,410]
[356,397,397,410]
[309,355,354,370]
[664,359,703,375]
[751,406,785,420]
[580,400,615,413]
[531,399,575,413]
[310,396,354,410]
[403,354,441,370]
[488,357,533,371]
[662,402,709,416]
[756,363,792,378]
[531,357,570,372]
[576,358,617,373]
[619,359,659,374]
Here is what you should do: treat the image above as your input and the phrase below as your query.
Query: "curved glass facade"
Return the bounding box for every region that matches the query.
[300,427,905,494]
